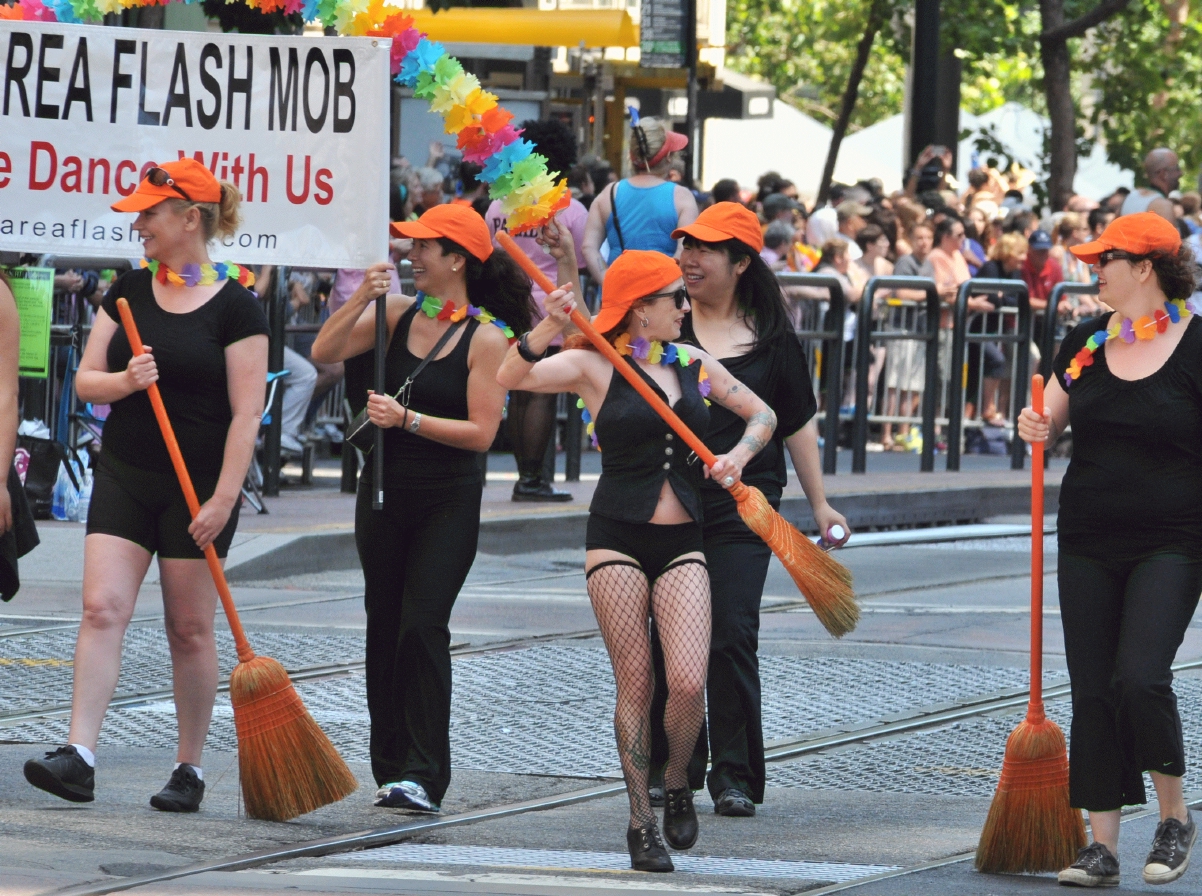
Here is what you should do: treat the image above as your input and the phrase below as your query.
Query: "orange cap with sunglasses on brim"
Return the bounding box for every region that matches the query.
[591,250,682,333]
[1070,211,1181,265]
[390,204,494,262]
[672,202,765,252]
[110,159,222,212]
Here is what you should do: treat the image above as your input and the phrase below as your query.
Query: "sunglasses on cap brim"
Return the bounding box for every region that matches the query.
[641,287,688,309]
[145,167,192,201]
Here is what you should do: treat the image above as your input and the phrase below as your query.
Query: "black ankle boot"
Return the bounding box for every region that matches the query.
[627,822,674,872]
[663,788,698,849]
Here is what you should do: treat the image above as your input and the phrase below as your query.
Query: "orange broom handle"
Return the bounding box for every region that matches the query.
[496,233,740,489]
[115,298,256,663]
[1030,374,1045,714]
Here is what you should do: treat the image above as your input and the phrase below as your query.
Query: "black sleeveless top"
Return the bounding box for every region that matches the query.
[589,354,710,523]
[367,304,482,489]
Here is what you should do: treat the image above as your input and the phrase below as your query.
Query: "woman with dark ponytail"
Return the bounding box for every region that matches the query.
[582,116,698,284]
[650,202,850,818]
[312,205,534,814]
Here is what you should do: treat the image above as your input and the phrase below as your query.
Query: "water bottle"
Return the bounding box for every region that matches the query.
[74,470,93,524]
[51,462,70,521]
[817,525,846,551]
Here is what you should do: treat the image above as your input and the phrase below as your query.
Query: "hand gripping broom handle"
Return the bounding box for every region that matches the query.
[495,234,735,489]
[115,298,256,663]
[1030,374,1045,716]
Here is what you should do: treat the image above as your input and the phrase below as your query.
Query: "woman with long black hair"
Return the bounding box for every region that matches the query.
[653,202,851,817]
[311,205,534,814]
[498,246,776,871]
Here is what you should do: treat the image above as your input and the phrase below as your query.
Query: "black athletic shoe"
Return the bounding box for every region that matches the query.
[663,787,698,850]
[150,765,205,812]
[1058,842,1120,887]
[627,823,673,872]
[511,476,573,502]
[24,746,95,803]
[713,787,755,817]
[1144,812,1196,885]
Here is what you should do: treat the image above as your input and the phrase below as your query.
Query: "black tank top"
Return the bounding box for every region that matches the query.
[589,353,710,523]
[370,304,482,489]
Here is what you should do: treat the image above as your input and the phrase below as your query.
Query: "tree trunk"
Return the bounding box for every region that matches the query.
[816,0,886,206]
[1040,0,1076,211]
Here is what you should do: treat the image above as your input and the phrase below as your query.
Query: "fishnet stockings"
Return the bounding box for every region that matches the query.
[587,558,711,828]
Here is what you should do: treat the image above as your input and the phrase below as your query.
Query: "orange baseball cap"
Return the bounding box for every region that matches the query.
[673,202,764,252]
[110,159,221,212]
[1070,212,1181,265]
[390,204,493,262]
[592,251,682,334]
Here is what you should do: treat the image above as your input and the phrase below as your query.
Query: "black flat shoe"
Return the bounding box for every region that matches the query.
[511,476,573,502]
[627,823,673,872]
[150,764,205,812]
[663,787,698,849]
[24,745,94,803]
[714,787,755,817]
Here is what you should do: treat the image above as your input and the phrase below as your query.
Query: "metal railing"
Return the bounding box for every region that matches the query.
[852,276,940,474]
[1040,281,1099,383]
[947,278,1031,472]
[776,272,846,475]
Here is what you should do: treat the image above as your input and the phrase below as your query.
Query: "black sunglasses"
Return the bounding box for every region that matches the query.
[1097,249,1146,267]
[145,167,192,201]
[643,287,688,309]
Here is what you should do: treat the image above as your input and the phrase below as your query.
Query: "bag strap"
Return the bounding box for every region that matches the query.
[608,182,625,252]
[396,316,465,407]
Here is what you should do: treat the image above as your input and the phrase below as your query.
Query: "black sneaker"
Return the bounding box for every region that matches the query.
[663,787,698,850]
[150,765,205,812]
[1144,812,1196,885]
[627,822,673,872]
[24,746,95,803]
[713,787,755,817]
[1058,841,1120,887]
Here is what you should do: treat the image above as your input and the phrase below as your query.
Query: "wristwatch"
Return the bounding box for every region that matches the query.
[408,412,422,433]
[517,333,546,363]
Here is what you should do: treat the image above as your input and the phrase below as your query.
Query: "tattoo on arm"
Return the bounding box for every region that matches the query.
[749,409,777,432]
[739,433,767,454]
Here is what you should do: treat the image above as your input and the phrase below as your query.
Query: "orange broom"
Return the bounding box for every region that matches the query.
[975,374,1085,872]
[116,298,358,822]
[496,233,857,637]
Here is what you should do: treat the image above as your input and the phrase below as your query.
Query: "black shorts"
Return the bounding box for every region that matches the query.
[87,451,240,559]
[585,513,704,582]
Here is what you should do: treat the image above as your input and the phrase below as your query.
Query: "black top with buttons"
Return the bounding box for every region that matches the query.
[589,354,710,524]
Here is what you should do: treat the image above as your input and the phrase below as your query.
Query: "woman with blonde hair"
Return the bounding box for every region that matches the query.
[582,115,698,283]
[23,160,269,813]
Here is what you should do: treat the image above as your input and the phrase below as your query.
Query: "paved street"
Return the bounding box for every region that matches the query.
[1,461,1200,896]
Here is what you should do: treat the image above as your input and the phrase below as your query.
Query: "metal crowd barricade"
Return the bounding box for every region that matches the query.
[947,278,1031,472]
[1040,281,1099,383]
[852,276,941,474]
[775,272,846,475]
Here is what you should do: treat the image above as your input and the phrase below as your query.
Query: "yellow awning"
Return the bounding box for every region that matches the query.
[407,8,639,49]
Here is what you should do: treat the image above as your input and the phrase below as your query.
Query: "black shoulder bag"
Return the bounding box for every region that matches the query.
[608,182,625,253]
[345,319,465,454]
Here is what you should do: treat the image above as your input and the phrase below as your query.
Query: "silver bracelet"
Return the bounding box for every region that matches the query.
[408,412,422,433]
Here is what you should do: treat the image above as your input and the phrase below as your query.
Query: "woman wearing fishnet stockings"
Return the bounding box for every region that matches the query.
[499,235,777,872]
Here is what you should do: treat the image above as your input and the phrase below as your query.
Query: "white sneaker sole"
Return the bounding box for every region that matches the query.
[1057,868,1119,887]
[1143,856,1189,885]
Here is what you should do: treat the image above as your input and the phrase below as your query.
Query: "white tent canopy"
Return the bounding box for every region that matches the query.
[702,100,832,198]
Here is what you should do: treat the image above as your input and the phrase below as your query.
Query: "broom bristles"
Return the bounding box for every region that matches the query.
[229,656,359,822]
[734,484,858,637]
[975,715,1086,873]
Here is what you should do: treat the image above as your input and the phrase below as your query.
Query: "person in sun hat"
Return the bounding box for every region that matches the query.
[23,158,269,814]
[637,201,850,817]
[581,116,699,284]
[311,203,535,816]
[498,238,779,872]
[1017,212,1202,888]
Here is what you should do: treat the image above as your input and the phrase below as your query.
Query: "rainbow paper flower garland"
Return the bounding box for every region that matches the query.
[1063,299,1200,387]
[417,291,514,340]
[142,257,255,288]
[2,0,570,234]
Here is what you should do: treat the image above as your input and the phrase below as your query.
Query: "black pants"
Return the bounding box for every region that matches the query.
[356,477,483,802]
[1058,551,1202,811]
[652,491,773,802]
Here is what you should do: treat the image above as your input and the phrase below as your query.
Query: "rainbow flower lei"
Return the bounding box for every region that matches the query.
[141,258,254,288]
[1064,299,1201,387]
[417,291,514,341]
[2,0,570,234]
[577,338,711,449]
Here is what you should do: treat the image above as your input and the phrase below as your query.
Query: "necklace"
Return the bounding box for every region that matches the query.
[142,259,254,288]
[417,292,514,340]
[1064,298,1200,387]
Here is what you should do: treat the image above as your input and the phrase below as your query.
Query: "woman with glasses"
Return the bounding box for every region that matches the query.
[498,245,776,873]
[23,160,268,813]
[1018,213,1202,888]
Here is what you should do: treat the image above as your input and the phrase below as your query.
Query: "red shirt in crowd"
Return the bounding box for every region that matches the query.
[1022,253,1063,308]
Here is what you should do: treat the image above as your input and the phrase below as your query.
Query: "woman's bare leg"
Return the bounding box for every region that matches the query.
[158,557,220,767]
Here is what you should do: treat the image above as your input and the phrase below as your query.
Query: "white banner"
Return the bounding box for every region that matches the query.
[0,21,390,268]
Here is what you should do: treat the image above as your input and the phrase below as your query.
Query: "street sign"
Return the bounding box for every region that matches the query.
[4,267,53,379]
[640,0,686,69]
